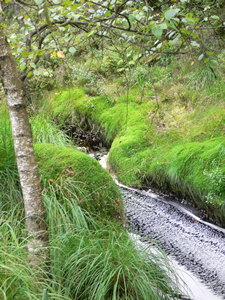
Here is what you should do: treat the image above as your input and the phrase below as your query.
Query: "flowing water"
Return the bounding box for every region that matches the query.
[120,185,225,300]
[98,154,225,300]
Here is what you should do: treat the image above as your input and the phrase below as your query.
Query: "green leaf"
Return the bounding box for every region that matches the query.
[152,26,162,39]
[34,70,40,75]
[171,35,180,45]
[156,42,162,49]
[69,47,76,54]
[160,23,167,30]
[191,41,200,48]
[62,0,72,7]
[105,11,111,17]
[183,18,194,23]
[20,62,26,70]
[172,18,179,23]
[211,15,219,20]
[185,13,193,18]
[128,14,135,22]
[198,54,204,61]
[209,60,217,67]
[133,54,141,61]
[38,9,44,14]
[191,32,199,39]
[165,8,180,21]
[34,0,43,5]
[204,58,209,64]
[21,51,30,57]
[180,28,190,35]
[27,71,33,78]
[30,63,36,68]
[37,49,45,56]
[117,68,125,73]
[206,51,213,56]
[86,31,95,38]
[71,4,79,10]
[42,289,49,300]
[167,22,176,29]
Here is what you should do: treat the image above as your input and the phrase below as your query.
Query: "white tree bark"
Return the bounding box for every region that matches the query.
[0,28,49,270]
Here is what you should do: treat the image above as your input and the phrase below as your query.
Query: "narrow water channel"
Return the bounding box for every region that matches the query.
[98,154,225,300]
[120,185,225,300]
[66,123,225,299]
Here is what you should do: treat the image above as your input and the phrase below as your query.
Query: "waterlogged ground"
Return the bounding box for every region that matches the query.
[120,186,225,300]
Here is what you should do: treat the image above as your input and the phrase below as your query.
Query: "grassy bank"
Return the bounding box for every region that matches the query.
[39,53,225,225]
[0,102,188,299]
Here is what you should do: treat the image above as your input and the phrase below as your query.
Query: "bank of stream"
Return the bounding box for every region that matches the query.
[120,184,225,300]
[63,124,225,299]
[100,153,225,300]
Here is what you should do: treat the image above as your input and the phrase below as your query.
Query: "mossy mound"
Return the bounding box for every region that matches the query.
[45,87,152,146]
[34,143,122,220]
[43,86,225,225]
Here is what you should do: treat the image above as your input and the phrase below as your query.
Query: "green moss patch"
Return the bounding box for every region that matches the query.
[43,85,225,225]
[34,143,122,219]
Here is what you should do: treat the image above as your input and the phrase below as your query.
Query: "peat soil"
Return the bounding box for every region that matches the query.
[62,124,108,159]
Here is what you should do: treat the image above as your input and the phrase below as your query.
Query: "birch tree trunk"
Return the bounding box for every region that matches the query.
[0,28,49,271]
[0,2,2,24]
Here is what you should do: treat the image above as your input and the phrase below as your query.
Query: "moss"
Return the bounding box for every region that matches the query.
[34,143,123,220]
[40,70,225,224]
[0,100,122,221]
[143,138,225,224]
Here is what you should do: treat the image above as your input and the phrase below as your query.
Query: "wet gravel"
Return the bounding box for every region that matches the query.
[120,186,225,298]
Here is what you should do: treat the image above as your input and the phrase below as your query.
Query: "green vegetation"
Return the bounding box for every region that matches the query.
[30,114,72,147]
[0,102,188,299]
[1,0,225,297]
[36,47,225,225]
[35,143,122,219]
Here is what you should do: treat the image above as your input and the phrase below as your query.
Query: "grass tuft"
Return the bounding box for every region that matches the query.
[0,102,189,299]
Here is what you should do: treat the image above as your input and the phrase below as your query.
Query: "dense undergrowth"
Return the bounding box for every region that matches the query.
[0,103,189,299]
[36,47,225,225]
[1,1,225,298]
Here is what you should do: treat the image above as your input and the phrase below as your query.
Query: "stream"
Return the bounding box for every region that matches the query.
[98,154,225,300]
[62,107,225,299]
[120,185,225,300]
[69,120,225,300]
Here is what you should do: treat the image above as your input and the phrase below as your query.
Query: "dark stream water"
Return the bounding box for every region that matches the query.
[119,184,225,300]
